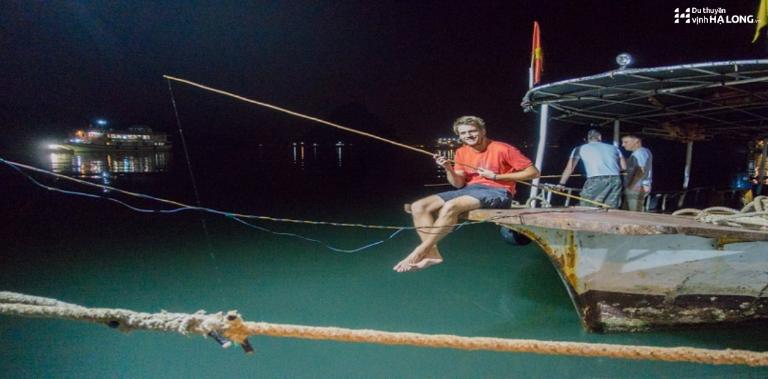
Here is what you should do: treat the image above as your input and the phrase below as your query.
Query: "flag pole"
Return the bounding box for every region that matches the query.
[528,67,533,89]
[528,21,546,206]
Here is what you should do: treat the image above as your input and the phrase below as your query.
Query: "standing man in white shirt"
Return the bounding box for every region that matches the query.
[557,129,626,208]
[621,134,653,211]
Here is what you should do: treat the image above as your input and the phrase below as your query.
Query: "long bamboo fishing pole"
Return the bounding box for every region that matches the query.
[163,75,434,157]
[162,75,609,208]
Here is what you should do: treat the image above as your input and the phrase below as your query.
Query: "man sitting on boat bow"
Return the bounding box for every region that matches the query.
[394,116,539,272]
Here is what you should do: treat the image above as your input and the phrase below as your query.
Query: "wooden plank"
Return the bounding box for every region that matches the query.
[467,208,768,241]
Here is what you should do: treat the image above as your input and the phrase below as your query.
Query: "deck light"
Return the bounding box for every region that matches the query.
[616,53,633,69]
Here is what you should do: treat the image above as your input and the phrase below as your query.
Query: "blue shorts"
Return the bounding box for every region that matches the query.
[436,184,512,208]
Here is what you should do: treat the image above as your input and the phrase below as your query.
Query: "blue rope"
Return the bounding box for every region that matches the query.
[228,216,405,253]
[2,158,479,253]
[4,161,195,214]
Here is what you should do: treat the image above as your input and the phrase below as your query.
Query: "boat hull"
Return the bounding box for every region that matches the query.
[522,226,768,332]
[469,208,768,332]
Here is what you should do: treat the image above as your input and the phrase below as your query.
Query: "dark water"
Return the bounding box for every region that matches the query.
[1,143,766,378]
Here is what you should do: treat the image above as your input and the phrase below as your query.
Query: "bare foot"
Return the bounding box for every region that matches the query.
[393,246,443,273]
[393,244,430,272]
[407,247,443,271]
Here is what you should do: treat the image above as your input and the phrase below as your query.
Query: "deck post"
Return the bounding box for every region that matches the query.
[529,104,549,207]
[678,140,694,208]
[613,120,620,147]
[758,138,768,195]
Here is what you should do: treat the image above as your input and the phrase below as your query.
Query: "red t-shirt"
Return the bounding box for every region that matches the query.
[453,140,533,195]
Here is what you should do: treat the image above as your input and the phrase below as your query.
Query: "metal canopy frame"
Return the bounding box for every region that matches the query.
[522,60,768,140]
[523,60,768,205]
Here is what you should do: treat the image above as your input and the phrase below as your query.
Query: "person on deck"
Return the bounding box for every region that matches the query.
[621,134,653,211]
[556,129,626,208]
[393,116,539,273]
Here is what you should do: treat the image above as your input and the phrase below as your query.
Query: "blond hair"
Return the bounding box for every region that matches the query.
[452,116,486,135]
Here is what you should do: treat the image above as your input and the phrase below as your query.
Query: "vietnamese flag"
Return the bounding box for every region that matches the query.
[530,21,543,87]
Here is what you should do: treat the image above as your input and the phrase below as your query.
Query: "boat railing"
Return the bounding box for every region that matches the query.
[536,184,751,213]
[648,187,750,212]
[536,183,581,208]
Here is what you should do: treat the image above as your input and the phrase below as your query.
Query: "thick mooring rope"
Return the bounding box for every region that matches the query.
[673,196,768,229]
[1,292,766,366]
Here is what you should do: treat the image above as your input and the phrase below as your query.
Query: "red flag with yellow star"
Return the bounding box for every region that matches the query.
[530,21,543,87]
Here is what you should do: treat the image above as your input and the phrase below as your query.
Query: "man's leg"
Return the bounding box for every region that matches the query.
[409,195,446,267]
[603,177,623,208]
[624,190,646,211]
[394,195,481,272]
[637,191,647,212]
[579,178,599,206]
[582,177,621,208]
[624,191,637,211]
[621,192,630,210]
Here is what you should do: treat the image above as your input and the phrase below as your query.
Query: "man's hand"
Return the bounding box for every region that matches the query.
[477,167,497,180]
[433,154,452,169]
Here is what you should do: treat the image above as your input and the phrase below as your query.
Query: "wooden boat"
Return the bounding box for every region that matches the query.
[499,59,768,332]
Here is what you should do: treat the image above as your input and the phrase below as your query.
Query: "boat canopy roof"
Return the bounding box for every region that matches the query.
[522,60,768,141]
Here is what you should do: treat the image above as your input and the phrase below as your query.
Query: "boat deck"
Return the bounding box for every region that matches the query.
[468,207,768,241]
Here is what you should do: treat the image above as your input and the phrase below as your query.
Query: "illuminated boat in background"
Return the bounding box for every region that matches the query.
[49,125,172,153]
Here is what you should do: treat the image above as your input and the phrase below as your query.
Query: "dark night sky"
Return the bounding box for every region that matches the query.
[2,0,766,146]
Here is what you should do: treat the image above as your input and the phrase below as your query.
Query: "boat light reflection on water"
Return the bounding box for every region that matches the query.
[288,141,459,177]
[48,151,171,177]
[291,142,347,168]
[335,141,343,167]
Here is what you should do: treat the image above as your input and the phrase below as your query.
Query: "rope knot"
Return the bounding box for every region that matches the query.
[222,311,255,354]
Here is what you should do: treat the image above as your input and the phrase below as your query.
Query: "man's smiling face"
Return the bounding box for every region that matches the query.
[457,124,486,147]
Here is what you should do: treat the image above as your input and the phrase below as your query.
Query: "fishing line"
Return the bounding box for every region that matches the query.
[167,79,222,286]
[162,75,610,208]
